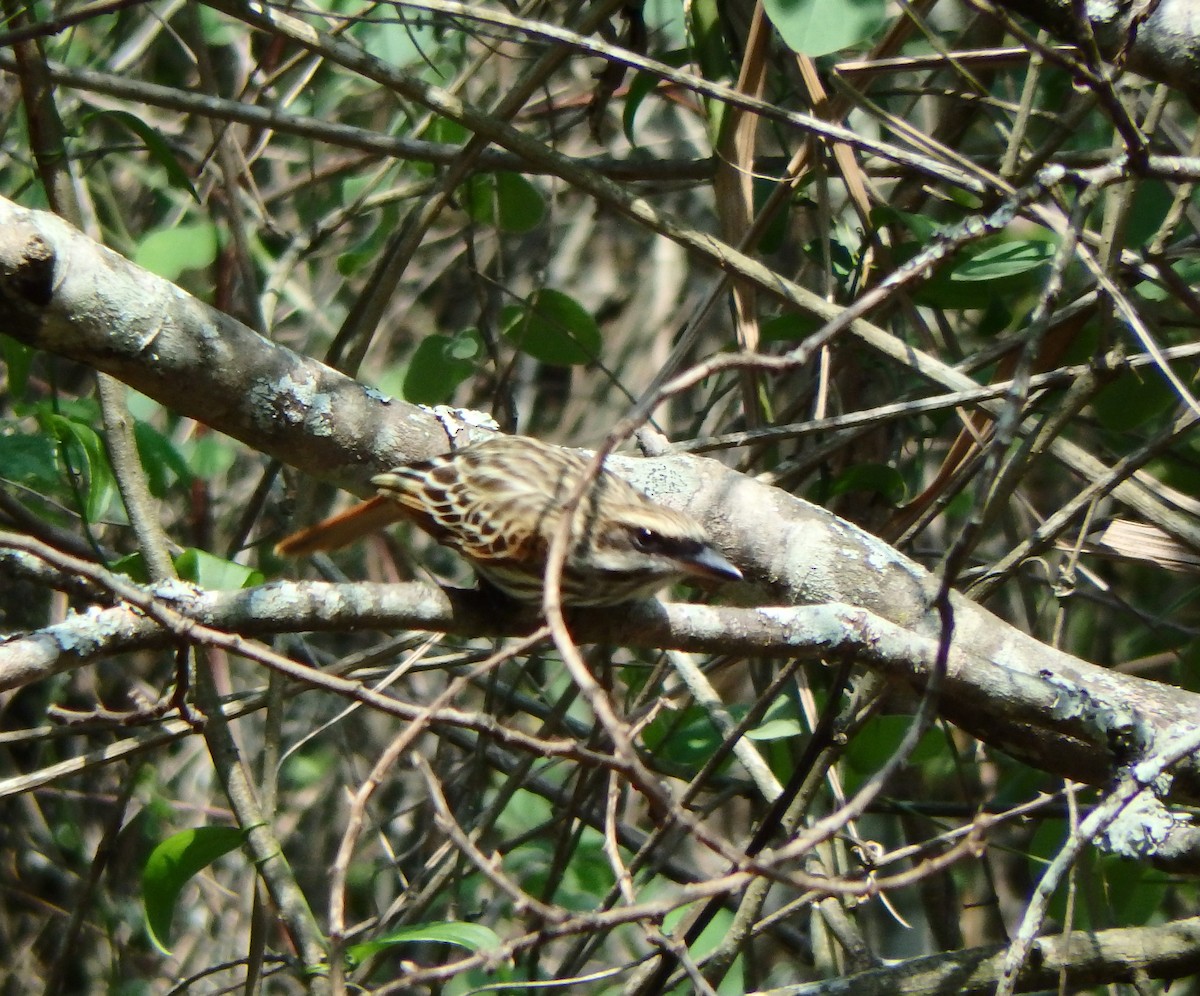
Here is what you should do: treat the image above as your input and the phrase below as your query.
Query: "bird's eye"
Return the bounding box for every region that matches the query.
[630,526,659,552]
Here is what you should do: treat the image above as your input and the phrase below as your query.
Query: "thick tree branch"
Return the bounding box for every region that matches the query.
[0,201,447,494]
[3,197,1200,818]
[990,0,1200,106]
[6,548,1200,820]
[780,913,1200,995]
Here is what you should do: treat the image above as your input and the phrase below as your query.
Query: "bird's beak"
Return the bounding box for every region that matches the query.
[680,546,743,582]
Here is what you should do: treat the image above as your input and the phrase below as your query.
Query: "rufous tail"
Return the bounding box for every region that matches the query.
[276,496,405,556]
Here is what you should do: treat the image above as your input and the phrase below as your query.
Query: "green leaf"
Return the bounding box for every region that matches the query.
[1120,179,1172,248]
[1,335,34,400]
[337,203,403,275]
[134,222,219,280]
[0,431,58,489]
[944,237,1058,282]
[800,234,859,287]
[337,245,376,276]
[761,313,821,343]
[1092,369,1175,431]
[764,0,887,56]
[873,204,939,241]
[745,695,807,742]
[41,412,118,523]
[1136,257,1200,302]
[623,48,689,145]
[1092,851,1167,927]
[143,826,244,954]
[84,109,198,200]
[687,0,736,82]
[843,715,943,786]
[403,329,483,405]
[745,717,806,741]
[501,289,602,366]
[194,4,241,45]
[463,172,545,233]
[827,463,907,505]
[662,907,738,973]
[641,704,725,768]
[111,551,149,584]
[623,70,661,146]
[749,177,793,255]
[134,421,193,497]
[174,549,264,590]
[913,234,1058,309]
[186,433,237,479]
[347,921,503,965]
[687,0,735,136]
[349,13,437,69]
[281,746,336,790]
[645,696,806,766]
[424,116,469,145]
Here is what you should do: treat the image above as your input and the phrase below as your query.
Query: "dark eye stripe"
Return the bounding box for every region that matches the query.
[630,526,703,558]
[660,537,704,558]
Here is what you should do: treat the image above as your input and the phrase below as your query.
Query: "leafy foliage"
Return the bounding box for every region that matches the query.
[3,1,1200,994]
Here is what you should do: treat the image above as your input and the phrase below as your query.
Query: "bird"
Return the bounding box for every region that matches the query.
[276,435,742,606]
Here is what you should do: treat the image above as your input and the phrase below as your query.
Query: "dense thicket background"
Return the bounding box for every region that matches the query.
[4,0,1200,993]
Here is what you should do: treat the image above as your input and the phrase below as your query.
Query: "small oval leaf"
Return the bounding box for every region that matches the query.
[174,549,264,589]
[464,172,545,233]
[134,222,219,280]
[403,330,483,405]
[502,289,601,366]
[764,0,887,57]
[746,717,806,741]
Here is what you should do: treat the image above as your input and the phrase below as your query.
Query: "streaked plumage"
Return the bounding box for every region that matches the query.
[277,436,742,606]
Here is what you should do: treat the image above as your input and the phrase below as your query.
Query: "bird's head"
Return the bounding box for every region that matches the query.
[574,502,743,594]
